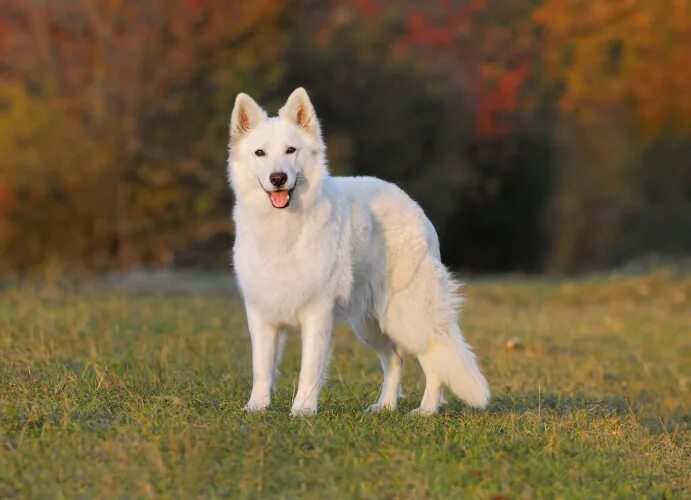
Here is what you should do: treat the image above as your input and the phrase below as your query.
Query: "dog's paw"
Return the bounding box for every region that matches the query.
[364,402,396,413]
[290,405,317,417]
[408,407,438,417]
[243,400,269,413]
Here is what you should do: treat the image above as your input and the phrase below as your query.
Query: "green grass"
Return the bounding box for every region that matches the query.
[1,272,689,497]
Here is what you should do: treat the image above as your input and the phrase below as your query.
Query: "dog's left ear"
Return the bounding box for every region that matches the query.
[279,87,321,139]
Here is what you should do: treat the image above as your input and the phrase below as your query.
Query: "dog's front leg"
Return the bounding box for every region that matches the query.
[291,302,334,416]
[244,307,279,412]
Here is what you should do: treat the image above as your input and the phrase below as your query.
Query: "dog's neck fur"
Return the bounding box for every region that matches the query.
[233,168,335,249]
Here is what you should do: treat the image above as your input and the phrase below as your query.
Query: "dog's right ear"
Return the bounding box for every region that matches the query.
[230,93,266,143]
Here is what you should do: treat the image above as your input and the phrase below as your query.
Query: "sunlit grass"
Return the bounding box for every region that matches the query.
[1,271,689,497]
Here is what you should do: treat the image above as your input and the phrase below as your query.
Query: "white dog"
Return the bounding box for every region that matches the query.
[228,88,489,416]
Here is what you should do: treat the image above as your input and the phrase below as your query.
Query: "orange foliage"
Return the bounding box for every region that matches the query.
[534,0,691,139]
[475,62,529,139]
[380,0,537,140]
[0,0,688,274]
[0,0,287,274]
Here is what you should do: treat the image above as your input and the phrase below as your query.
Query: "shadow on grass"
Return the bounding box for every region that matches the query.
[435,389,689,435]
[485,390,632,417]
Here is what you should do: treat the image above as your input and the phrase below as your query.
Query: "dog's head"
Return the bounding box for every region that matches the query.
[228,88,326,212]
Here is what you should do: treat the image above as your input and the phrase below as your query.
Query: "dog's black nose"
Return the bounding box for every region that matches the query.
[269,172,288,187]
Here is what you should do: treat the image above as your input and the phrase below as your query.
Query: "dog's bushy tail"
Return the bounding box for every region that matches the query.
[432,267,490,408]
[383,248,490,408]
[433,323,490,408]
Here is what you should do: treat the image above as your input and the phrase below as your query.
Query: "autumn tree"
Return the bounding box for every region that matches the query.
[534,0,691,270]
[294,0,557,270]
[0,0,287,275]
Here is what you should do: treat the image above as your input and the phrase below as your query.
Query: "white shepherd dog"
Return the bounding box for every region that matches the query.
[228,88,490,416]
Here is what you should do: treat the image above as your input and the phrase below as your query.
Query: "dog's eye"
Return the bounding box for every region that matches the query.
[285,146,296,154]
[254,149,266,157]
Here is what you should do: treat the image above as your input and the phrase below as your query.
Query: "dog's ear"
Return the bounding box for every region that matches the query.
[230,93,266,143]
[279,87,321,139]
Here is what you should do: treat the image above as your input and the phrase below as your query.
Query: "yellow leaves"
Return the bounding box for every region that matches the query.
[631,8,651,30]
[0,82,51,174]
[0,1,292,273]
[534,0,691,139]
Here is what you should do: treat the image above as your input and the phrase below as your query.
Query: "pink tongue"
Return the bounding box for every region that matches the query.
[270,190,290,208]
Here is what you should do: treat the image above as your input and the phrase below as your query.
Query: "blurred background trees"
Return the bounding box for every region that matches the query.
[0,0,689,276]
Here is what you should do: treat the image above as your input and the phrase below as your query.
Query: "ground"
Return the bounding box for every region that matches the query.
[0,271,689,497]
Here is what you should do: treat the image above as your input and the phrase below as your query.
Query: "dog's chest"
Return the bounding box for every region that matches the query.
[233,219,348,318]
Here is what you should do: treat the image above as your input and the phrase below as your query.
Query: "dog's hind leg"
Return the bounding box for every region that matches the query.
[369,346,403,412]
[351,317,403,412]
[410,350,443,415]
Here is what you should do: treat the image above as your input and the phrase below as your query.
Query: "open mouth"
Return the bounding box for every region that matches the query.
[266,188,294,209]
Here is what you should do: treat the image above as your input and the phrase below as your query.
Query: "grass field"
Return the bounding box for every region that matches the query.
[1,271,689,497]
